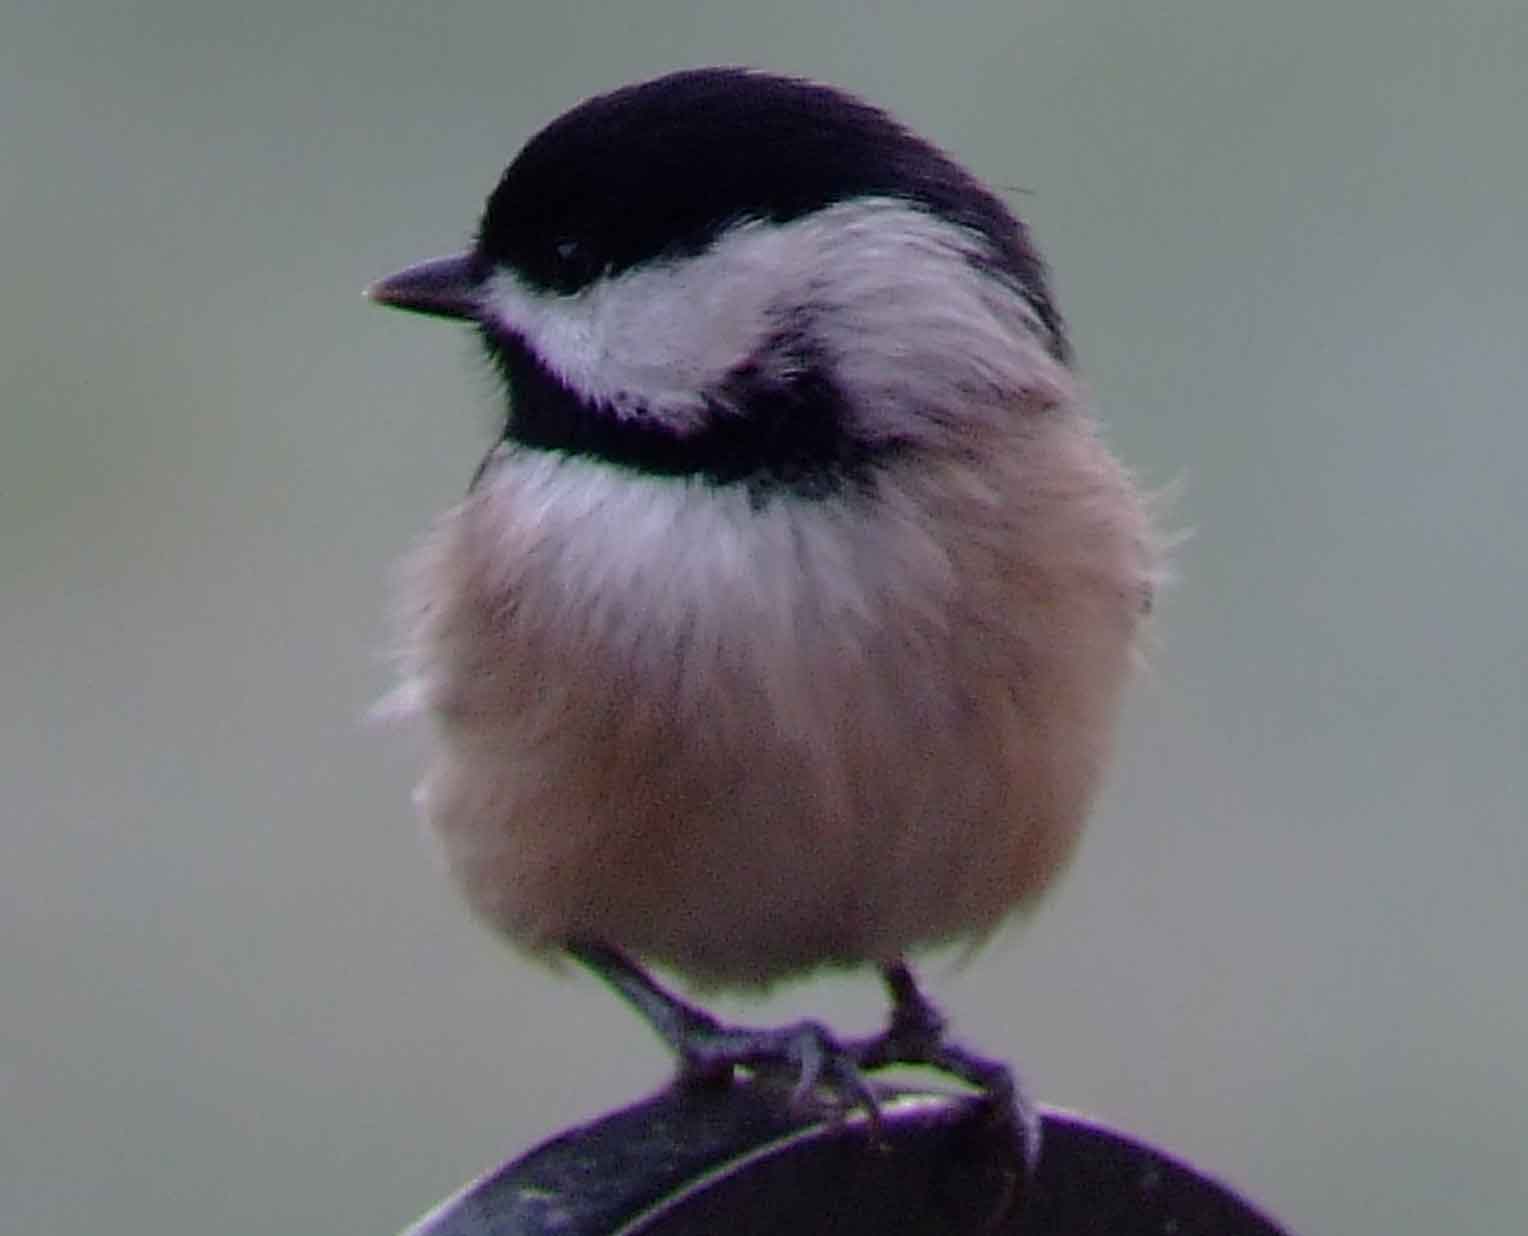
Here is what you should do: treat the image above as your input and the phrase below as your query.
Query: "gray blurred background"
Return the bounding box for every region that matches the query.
[3,1,1524,1232]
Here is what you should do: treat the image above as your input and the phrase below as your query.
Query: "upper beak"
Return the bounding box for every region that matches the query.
[365,252,482,321]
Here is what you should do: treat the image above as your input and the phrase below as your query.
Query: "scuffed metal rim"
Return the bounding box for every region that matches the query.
[400,1080,1293,1236]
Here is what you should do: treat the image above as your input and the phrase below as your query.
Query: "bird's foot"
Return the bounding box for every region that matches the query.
[569,943,1037,1168]
[569,943,880,1120]
[854,962,1041,1178]
[675,1012,882,1118]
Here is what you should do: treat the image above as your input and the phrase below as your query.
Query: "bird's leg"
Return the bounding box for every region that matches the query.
[569,943,879,1117]
[854,961,1041,1175]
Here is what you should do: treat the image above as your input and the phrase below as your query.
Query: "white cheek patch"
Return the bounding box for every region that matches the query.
[480,201,1064,440]
[482,243,782,432]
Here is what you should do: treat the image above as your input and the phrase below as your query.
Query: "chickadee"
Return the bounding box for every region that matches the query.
[368,68,1154,1151]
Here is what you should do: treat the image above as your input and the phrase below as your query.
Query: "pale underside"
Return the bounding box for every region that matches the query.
[388,203,1156,987]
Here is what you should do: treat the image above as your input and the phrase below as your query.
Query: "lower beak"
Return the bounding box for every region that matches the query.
[365,252,481,321]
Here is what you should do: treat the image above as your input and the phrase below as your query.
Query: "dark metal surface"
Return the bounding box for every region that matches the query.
[399,1079,1293,1236]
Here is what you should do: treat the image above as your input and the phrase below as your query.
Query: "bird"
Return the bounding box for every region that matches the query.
[366,66,1155,1163]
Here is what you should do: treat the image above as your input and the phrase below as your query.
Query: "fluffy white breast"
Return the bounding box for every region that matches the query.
[388,198,1156,984]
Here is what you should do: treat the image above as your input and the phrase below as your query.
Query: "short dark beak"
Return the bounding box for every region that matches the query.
[365,252,482,321]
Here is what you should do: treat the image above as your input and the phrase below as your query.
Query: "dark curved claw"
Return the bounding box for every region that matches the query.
[568,943,1036,1174]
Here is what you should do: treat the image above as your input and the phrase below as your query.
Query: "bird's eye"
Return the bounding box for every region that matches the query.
[552,237,598,287]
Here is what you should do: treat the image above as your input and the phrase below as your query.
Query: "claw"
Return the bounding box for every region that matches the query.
[566,943,1027,1164]
[852,962,1043,1179]
[569,944,884,1122]
[679,1016,883,1125]
[785,1024,825,1104]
